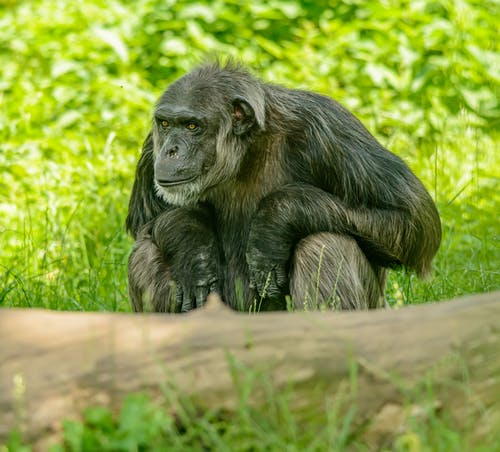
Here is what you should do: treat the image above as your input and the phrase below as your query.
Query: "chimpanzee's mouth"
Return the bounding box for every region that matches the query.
[156,176,197,187]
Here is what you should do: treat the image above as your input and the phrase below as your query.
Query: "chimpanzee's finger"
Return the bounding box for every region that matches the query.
[195,286,208,308]
[181,290,193,312]
[275,265,288,290]
[175,285,184,312]
[209,282,221,297]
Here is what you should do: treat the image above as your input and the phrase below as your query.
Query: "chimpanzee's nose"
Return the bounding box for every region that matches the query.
[166,146,178,158]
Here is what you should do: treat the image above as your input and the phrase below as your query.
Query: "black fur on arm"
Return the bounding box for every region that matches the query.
[150,204,221,311]
[246,182,440,298]
[248,184,420,270]
[125,133,169,239]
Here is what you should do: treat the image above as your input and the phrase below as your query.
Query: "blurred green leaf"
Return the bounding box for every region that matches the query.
[461,87,499,118]
[83,406,115,432]
[93,27,129,63]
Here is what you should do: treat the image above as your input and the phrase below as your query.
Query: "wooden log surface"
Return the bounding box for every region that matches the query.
[1,291,499,447]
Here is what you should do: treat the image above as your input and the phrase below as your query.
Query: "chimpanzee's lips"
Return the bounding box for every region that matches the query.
[156,176,197,187]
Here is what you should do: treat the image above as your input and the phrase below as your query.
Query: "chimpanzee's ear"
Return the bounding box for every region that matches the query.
[232,96,258,136]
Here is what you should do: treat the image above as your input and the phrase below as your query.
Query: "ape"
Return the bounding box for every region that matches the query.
[126,62,441,312]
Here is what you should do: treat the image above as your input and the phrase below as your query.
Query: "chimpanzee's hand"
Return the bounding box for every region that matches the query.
[246,247,289,299]
[151,206,220,312]
[246,184,352,301]
[172,244,220,312]
[246,189,298,300]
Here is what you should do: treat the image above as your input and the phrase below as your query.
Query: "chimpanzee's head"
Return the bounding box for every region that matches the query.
[152,63,265,205]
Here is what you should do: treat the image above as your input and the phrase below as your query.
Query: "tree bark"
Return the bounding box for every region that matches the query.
[1,291,499,448]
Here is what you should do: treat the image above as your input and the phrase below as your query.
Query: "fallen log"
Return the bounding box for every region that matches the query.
[1,291,499,448]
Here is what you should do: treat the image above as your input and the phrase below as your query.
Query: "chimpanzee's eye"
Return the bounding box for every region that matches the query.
[186,123,198,131]
[160,120,169,129]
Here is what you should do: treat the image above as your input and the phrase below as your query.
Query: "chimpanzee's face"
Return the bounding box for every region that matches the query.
[152,80,257,206]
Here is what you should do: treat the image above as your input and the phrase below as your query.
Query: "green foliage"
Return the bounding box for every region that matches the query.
[49,395,174,451]
[0,0,499,311]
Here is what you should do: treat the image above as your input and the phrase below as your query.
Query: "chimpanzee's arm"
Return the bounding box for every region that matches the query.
[247,183,441,298]
[149,205,221,311]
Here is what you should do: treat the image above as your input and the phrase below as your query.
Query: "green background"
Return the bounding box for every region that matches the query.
[1,0,499,311]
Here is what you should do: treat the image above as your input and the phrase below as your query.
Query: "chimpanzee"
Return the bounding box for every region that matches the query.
[126,62,441,312]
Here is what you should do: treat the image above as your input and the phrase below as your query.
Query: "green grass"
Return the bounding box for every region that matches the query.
[0,0,499,449]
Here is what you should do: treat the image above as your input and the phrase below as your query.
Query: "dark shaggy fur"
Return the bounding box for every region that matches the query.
[126,62,441,312]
